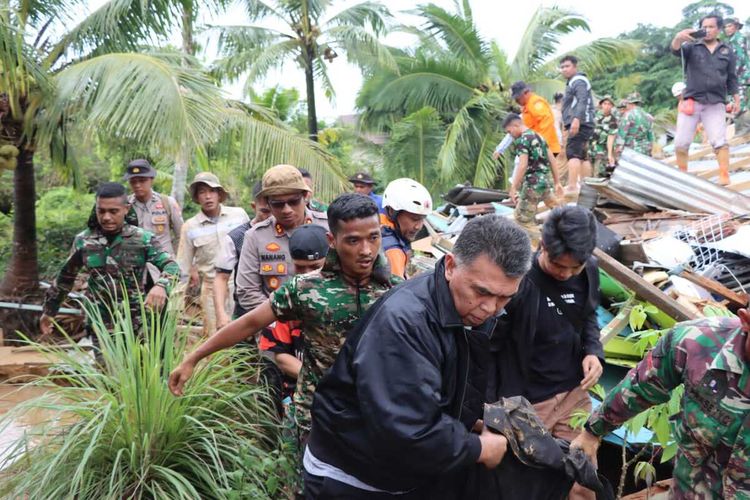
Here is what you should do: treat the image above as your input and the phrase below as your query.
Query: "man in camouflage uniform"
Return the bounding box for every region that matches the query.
[235,165,328,316]
[40,182,180,337]
[169,192,399,438]
[298,168,328,213]
[616,93,654,156]
[584,96,618,177]
[572,314,750,499]
[725,18,750,114]
[502,113,563,226]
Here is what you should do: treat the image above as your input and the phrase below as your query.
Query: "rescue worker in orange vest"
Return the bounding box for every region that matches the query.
[380,178,433,279]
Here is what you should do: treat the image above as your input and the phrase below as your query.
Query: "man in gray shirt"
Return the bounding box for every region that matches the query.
[559,55,595,195]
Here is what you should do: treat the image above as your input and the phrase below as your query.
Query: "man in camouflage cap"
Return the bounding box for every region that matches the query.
[502,113,563,227]
[615,92,654,156]
[572,311,750,499]
[584,95,618,177]
[169,193,399,441]
[724,18,750,114]
[40,182,180,337]
[235,164,328,316]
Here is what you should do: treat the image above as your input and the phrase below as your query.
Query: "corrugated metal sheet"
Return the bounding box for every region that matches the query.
[609,150,750,215]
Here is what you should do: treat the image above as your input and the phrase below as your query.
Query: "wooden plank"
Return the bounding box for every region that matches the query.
[678,270,749,307]
[665,134,750,165]
[593,247,695,322]
[696,156,750,179]
[600,296,636,345]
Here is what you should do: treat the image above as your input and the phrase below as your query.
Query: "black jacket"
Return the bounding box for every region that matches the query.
[562,73,596,126]
[487,256,604,402]
[673,40,738,104]
[308,257,493,494]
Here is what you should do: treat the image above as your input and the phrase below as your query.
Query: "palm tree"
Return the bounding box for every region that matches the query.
[211,0,396,141]
[358,3,639,188]
[0,0,340,296]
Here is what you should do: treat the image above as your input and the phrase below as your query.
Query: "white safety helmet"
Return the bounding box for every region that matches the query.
[671,82,686,98]
[382,178,433,216]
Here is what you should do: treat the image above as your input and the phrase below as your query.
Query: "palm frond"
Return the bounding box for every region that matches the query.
[324,1,391,35]
[40,52,226,156]
[326,24,397,72]
[45,0,181,67]
[511,6,589,80]
[383,106,445,188]
[489,41,511,89]
[219,104,347,200]
[0,21,51,119]
[560,38,641,79]
[414,3,488,72]
[211,25,293,82]
[243,0,285,22]
[525,78,565,102]
[359,56,478,117]
[313,55,336,101]
[243,38,301,86]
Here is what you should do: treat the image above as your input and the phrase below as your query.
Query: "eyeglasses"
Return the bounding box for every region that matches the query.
[268,196,304,210]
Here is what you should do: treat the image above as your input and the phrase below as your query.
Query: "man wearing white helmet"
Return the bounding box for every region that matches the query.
[380,178,433,279]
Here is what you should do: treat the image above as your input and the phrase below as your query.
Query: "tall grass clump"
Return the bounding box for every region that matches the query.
[0,295,289,499]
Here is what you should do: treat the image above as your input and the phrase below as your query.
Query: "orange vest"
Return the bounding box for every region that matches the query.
[523,93,561,154]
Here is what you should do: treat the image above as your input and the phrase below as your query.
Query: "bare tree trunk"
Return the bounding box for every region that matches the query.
[304,43,319,142]
[171,146,190,207]
[0,142,39,295]
[171,2,195,206]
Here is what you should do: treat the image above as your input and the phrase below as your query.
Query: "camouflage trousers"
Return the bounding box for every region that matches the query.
[514,183,559,224]
[740,84,750,114]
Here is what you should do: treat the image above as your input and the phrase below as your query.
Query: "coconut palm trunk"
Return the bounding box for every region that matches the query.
[0,139,39,295]
[304,43,319,142]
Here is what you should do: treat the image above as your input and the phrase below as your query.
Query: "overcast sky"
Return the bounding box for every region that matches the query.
[89,0,750,120]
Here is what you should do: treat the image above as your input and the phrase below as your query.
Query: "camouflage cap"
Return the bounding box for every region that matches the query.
[259,164,312,198]
[598,95,615,106]
[124,159,156,180]
[617,99,628,108]
[725,17,743,29]
[348,172,376,185]
[189,172,228,203]
[626,92,642,104]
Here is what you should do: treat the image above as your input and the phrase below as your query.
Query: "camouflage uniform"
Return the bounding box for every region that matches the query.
[616,106,654,156]
[512,129,557,224]
[587,317,750,499]
[588,111,618,177]
[727,31,750,113]
[43,223,180,330]
[269,249,400,437]
[308,198,328,213]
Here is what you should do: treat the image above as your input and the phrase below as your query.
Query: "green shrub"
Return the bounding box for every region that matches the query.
[36,187,95,279]
[0,296,286,499]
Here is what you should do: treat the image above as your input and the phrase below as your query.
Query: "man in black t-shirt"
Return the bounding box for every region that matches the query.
[489,205,604,500]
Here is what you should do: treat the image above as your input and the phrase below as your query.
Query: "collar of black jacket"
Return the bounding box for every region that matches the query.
[434,256,468,328]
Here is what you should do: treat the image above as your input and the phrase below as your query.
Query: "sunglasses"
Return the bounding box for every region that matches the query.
[268,196,304,210]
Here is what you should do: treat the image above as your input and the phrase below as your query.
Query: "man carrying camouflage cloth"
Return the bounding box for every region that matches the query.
[572,314,750,499]
[40,183,180,337]
[616,93,654,156]
[725,18,750,114]
[169,193,399,437]
[502,113,562,226]
[585,96,618,177]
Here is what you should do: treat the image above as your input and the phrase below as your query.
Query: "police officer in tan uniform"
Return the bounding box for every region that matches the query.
[236,165,328,315]
[125,159,183,256]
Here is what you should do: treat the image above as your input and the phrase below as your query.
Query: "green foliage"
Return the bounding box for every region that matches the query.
[251,86,302,123]
[34,187,95,279]
[384,106,446,192]
[634,460,656,488]
[628,302,658,331]
[0,296,283,498]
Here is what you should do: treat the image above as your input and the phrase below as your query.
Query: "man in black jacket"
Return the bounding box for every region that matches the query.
[305,215,532,499]
[488,205,604,500]
[560,54,596,194]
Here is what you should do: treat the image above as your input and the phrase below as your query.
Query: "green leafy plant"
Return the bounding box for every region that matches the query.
[628,303,658,332]
[0,295,283,499]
